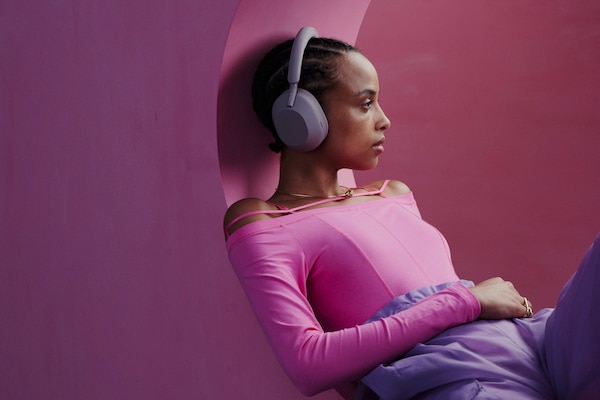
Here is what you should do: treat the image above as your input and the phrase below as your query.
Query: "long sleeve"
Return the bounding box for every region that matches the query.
[227,223,480,396]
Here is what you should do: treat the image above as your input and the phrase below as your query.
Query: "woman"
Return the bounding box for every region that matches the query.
[224,27,599,399]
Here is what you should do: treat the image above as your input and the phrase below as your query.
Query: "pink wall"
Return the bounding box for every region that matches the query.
[356,0,600,309]
[0,1,363,399]
[1,1,599,400]
[0,1,243,399]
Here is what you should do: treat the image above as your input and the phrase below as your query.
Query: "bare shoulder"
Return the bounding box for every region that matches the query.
[366,179,411,197]
[384,179,412,196]
[223,197,280,236]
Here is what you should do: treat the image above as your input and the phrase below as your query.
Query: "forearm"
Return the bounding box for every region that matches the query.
[255,284,480,396]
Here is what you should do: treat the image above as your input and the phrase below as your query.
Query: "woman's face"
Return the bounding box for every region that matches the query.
[318,52,391,170]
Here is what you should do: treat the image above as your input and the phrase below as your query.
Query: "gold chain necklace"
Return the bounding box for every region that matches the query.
[275,186,354,199]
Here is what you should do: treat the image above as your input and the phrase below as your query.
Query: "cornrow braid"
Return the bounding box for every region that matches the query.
[252,36,359,152]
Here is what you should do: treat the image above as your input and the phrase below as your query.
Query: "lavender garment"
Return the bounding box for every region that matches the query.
[358,234,600,400]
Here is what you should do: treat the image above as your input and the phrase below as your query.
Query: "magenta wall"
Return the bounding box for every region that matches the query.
[356,0,600,310]
[1,1,599,400]
[0,1,243,399]
[0,0,362,399]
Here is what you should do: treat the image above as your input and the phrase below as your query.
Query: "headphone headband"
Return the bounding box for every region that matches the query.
[287,27,319,85]
[285,27,319,107]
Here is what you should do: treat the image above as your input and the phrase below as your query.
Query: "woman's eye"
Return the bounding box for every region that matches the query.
[362,99,373,109]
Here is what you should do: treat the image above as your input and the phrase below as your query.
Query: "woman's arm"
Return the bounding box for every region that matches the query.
[227,230,480,396]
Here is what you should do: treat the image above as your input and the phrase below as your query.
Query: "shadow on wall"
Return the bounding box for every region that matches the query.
[217,36,285,206]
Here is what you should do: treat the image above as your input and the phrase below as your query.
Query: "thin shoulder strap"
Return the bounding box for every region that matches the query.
[224,180,392,237]
[225,195,343,234]
[275,181,390,213]
[376,179,391,197]
[358,179,391,196]
[224,206,290,237]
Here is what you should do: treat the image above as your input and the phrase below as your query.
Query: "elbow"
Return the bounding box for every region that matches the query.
[277,332,353,396]
[284,358,337,396]
[291,374,327,397]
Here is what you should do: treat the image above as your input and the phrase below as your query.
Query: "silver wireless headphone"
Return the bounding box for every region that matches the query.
[271,26,329,152]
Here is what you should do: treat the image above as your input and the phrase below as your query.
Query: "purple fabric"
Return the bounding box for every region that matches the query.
[544,233,600,399]
[364,280,476,323]
[358,234,600,400]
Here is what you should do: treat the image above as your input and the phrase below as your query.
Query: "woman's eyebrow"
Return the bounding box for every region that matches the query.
[355,88,377,96]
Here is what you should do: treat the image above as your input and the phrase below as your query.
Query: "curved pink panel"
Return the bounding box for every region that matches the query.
[216,2,370,398]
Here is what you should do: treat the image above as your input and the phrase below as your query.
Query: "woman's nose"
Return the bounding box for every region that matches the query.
[377,104,391,131]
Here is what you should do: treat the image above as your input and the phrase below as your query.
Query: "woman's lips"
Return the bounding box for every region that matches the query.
[373,137,385,154]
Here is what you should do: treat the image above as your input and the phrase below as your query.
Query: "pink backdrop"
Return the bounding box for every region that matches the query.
[356,0,600,310]
[1,1,599,399]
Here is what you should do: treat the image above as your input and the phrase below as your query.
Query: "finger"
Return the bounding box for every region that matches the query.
[522,296,533,318]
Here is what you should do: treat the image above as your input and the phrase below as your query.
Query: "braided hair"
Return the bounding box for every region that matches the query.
[252,36,359,152]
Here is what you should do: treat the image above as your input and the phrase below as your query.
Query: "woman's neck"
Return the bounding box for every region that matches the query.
[276,154,344,199]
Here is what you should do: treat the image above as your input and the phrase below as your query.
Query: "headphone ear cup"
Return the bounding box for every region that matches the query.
[272,88,329,152]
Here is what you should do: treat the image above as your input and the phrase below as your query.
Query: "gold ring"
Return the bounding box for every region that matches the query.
[523,296,533,318]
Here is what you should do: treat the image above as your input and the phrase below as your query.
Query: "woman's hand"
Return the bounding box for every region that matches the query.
[469,277,533,319]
